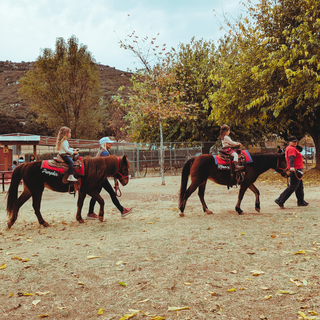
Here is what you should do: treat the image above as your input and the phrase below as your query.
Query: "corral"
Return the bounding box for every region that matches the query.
[1,170,320,319]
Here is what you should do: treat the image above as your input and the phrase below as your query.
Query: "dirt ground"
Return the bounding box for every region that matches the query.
[0,171,320,320]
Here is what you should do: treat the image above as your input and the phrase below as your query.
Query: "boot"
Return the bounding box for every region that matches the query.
[234,161,244,171]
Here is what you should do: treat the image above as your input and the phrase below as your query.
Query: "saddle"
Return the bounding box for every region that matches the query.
[217,149,246,185]
[48,154,82,186]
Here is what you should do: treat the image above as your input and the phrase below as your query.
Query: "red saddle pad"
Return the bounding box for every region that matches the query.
[213,150,253,165]
[41,157,85,176]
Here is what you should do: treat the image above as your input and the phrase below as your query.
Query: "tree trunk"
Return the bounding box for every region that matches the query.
[313,135,320,171]
[159,119,165,185]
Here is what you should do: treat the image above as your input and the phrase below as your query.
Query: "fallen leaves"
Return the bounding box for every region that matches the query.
[97,308,103,315]
[168,306,190,311]
[36,291,52,296]
[0,263,7,270]
[119,282,128,287]
[86,256,101,259]
[119,312,136,320]
[276,290,296,295]
[251,270,265,276]
[227,287,236,292]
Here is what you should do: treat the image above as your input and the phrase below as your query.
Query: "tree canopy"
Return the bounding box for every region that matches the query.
[209,0,320,167]
[19,35,103,139]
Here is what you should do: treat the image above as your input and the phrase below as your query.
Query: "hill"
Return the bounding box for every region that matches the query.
[0,60,132,122]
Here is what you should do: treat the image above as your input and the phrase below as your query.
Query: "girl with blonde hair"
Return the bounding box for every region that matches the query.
[56,126,78,181]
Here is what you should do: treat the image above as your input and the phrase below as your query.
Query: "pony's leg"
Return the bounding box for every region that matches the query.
[198,182,213,215]
[84,191,105,222]
[31,189,50,227]
[248,183,260,213]
[7,189,31,228]
[76,192,86,223]
[179,178,204,217]
[235,183,250,215]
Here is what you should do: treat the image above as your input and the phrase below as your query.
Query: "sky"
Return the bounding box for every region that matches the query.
[0,0,258,72]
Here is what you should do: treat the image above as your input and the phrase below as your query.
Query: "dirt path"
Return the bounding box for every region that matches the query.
[0,174,319,319]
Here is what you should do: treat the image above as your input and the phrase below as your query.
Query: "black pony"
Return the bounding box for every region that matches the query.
[179,152,287,216]
[7,155,130,228]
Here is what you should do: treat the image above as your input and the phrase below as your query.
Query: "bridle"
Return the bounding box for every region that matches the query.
[113,157,129,197]
[275,157,288,174]
[276,155,303,186]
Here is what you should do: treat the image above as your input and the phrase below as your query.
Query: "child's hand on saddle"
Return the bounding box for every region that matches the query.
[73,149,79,154]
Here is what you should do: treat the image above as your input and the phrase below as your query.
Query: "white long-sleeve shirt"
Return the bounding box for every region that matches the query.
[222,135,240,148]
[58,140,74,155]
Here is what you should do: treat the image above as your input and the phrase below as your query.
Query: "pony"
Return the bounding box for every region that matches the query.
[179,152,287,216]
[6,155,130,228]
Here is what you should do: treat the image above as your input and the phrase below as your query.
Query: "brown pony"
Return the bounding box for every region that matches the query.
[6,155,130,228]
[179,152,287,216]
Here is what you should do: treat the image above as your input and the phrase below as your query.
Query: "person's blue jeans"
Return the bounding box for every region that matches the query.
[60,155,74,175]
[276,171,304,205]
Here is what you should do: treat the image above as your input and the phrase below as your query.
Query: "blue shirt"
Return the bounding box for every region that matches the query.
[101,150,110,157]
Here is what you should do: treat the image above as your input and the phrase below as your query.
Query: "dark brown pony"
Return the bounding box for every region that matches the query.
[179,152,287,216]
[6,155,130,228]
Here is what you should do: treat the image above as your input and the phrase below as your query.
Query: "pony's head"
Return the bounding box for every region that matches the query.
[115,155,130,186]
[275,152,288,177]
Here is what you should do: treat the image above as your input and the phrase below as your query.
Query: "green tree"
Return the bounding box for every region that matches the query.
[19,35,103,139]
[0,112,23,134]
[118,32,191,184]
[209,0,320,167]
[166,38,219,142]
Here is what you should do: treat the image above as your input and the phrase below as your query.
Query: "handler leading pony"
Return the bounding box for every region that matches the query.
[6,155,130,228]
[179,152,287,216]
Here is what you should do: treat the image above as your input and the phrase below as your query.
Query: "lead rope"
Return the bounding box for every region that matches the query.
[114,178,122,197]
[114,157,122,197]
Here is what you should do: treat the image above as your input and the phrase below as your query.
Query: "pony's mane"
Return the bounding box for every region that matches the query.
[83,155,130,180]
[250,152,280,167]
[84,155,118,180]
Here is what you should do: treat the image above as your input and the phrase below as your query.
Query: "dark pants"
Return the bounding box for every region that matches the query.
[277,171,304,205]
[60,155,74,175]
[88,179,123,214]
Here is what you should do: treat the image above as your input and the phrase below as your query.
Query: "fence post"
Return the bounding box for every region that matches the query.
[2,172,4,192]
[305,139,308,171]
[170,142,172,175]
[137,143,140,177]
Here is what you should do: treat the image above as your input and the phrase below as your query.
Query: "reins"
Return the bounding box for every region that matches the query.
[276,157,303,187]
[113,157,129,197]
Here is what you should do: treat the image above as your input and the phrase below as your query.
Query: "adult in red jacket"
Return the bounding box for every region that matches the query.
[275,136,309,208]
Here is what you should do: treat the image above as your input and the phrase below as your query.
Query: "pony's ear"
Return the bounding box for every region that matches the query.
[122,155,128,165]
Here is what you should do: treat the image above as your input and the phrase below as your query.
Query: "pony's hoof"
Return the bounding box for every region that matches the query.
[255,208,260,213]
[78,219,85,224]
[42,222,51,227]
[7,221,13,229]
[205,209,213,215]
[98,216,104,222]
[179,212,185,217]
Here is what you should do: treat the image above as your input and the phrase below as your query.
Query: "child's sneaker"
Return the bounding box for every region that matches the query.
[86,213,98,220]
[67,175,77,182]
[121,208,133,218]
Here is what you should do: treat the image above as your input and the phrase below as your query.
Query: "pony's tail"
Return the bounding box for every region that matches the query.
[7,165,23,221]
[179,158,195,207]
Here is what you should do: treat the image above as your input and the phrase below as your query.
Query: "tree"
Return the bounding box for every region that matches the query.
[19,35,103,139]
[118,32,191,184]
[0,112,23,134]
[209,0,320,167]
[167,38,219,142]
